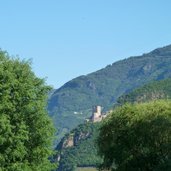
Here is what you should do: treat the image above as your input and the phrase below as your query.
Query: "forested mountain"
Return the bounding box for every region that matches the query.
[48,45,171,141]
[117,79,171,105]
[56,78,171,171]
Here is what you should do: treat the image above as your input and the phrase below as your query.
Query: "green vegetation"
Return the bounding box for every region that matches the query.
[57,123,102,171]
[0,51,55,170]
[56,78,171,170]
[97,100,171,171]
[76,167,97,171]
[48,45,171,142]
[117,79,171,105]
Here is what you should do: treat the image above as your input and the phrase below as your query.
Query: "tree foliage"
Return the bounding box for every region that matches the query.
[97,100,171,171]
[0,51,55,170]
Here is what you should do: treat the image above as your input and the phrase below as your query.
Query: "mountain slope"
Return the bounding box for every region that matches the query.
[56,123,102,171]
[56,78,171,171]
[48,45,171,141]
[117,78,171,105]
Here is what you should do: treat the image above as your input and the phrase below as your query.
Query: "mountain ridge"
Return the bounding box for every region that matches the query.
[48,44,171,142]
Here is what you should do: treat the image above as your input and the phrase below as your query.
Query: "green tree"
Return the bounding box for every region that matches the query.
[0,51,56,171]
[97,100,171,171]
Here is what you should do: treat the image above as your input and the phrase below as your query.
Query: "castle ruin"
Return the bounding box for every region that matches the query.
[87,105,108,122]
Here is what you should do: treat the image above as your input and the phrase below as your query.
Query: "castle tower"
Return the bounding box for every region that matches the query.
[91,105,102,122]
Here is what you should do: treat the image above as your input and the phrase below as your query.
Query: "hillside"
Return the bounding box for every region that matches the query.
[56,123,102,171]
[48,45,171,141]
[117,78,171,105]
[56,78,171,170]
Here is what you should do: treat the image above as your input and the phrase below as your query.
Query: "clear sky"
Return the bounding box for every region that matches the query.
[0,0,171,88]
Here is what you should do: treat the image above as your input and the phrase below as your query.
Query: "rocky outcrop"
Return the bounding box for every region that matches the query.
[62,135,74,148]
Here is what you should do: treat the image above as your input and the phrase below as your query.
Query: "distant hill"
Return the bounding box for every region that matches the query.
[117,78,171,105]
[48,45,171,142]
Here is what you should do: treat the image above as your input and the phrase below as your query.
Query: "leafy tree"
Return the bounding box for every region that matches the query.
[0,51,56,170]
[97,100,171,171]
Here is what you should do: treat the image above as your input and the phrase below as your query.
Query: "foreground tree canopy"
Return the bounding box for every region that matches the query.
[97,100,171,171]
[0,51,55,171]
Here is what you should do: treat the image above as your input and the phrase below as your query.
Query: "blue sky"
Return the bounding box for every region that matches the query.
[0,0,171,88]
